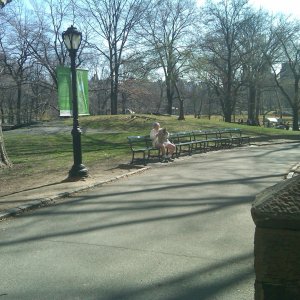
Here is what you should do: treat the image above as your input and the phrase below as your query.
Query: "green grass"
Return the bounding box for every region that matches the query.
[2,114,300,182]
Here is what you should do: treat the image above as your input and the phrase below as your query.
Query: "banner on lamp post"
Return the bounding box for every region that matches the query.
[76,68,89,116]
[57,66,90,116]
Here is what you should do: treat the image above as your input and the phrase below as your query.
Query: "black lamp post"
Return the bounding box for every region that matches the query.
[62,25,88,178]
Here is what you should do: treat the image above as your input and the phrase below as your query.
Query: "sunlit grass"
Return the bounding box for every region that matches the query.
[2,114,299,183]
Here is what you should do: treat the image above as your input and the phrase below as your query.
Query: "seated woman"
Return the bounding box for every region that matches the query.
[150,122,176,162]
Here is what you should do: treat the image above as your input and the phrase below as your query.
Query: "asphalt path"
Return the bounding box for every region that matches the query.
[0,142,299,300]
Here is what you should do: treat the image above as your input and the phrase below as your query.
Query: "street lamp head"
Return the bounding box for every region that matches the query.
[62,25,82,52]
[1,0,12,9]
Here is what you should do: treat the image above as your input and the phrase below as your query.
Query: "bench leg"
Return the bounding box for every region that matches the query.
[130,152,135,164]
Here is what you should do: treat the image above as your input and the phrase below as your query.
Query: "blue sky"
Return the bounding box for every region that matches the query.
[249,0,300,17]
[196,0,300,18]
[24,0,300,19]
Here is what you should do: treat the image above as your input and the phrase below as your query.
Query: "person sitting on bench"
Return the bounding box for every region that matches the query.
[150,122,175,162]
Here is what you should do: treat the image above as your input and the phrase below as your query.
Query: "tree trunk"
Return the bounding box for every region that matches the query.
[110,73,118,115]
[292,106,299,131]
[121,92,127,114]
[224,94,232,122]
[292,78,300,131]
[166,77,174,115]
[221,77,234,123]
[196,98,203,118]
[111,90,118,115]
[16,82,22,125]
[174,82,185,120]
[0,106,4,124]
[224,112,231,122]
[248,84,256,123]
[255,88,261,124]
[0,121,12,168]
[178,99,185,120]
[110,52,119,115]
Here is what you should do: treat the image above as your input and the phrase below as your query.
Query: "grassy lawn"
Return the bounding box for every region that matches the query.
[1,114,300,183]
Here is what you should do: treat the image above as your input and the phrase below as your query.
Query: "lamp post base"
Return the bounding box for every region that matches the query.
[68,163,89,178]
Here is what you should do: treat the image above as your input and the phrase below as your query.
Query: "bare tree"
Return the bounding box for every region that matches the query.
[199,0,254,122]
[78,0,150,115]
[27,0,78,89]
[0,0,12,168]
[20,0,93,120]
[266,18,300,131]
[0,3,34,125]
[0,63,12,167]
[239,9,274,124]
[137,0,197,117]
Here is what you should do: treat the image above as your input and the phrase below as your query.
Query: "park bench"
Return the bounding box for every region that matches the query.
[192,129,249,151]
[128,128,250,164]
[190,130,208,152]
[200,129,231,150]
[127,135,160,165]
[169,132,194,157]
[219,128,250,146]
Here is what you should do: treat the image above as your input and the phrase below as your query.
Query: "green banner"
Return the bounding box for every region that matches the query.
[76,69,89,116]
[57,66,71,116]
[57,66,89,116]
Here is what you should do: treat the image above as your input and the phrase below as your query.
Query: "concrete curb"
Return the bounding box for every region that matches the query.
[0,166,150,221]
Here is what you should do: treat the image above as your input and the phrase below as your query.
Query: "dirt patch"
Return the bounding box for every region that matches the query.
[0,161,144,197]
[0,160,146,213]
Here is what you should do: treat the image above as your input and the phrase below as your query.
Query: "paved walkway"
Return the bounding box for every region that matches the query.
[1,140,299,221]
[1,142,299,299]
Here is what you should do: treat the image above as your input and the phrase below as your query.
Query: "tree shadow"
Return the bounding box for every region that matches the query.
[0,180,68,198]
[102,251,254,300]
[0,168,264,247]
